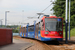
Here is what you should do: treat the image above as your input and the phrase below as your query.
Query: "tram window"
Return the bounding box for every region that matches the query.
[28,26,34,32]
[37,24,39,32]
[19,27,21,34]
[23,27,25,33]
[35,24,37,33]
[35,24,38,36]
[25,27,26,33]
[30,27,34,32]
[22,27,23,34]
[42,23,44,26]
[39,22,41,31]
[23,27,24,33]
[21,27,22,32]
[26,27,27,33]
[40,20,44,30]
[28,27,30,32]
[20,28,21,32]
[23,27,25,34]
[35,24,37,34]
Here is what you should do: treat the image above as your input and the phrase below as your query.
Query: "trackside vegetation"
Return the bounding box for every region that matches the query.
[52,0,75,29]
[52,0,75,37]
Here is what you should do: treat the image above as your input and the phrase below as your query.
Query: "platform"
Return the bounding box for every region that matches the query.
[0,39,34,50]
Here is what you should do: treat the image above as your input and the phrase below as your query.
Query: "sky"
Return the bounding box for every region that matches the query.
[0,0,55,25]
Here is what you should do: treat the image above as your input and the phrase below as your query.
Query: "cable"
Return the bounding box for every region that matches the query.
[41,3,52,12]
[31,3,53,18]
[26,3,53,23]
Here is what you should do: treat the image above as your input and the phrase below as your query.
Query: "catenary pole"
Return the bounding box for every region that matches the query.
[5,11,7,27]
[69,0,71,40]
[65,0,68,44]
[5,11,10,27]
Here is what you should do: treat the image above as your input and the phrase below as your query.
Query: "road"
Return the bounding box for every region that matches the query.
[0,38,34,50]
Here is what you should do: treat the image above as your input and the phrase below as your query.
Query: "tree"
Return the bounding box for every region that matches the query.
[52,0,65,18]
[52,0,75,29]
[70,15,75,28]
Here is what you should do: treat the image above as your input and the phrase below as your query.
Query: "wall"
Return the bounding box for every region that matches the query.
[0,28,12,46]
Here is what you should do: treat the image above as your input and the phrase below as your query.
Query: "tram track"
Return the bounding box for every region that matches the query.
[41,41,60,50]
[13,36,55,50]
[41,42,55,50]
[13,36,75,50]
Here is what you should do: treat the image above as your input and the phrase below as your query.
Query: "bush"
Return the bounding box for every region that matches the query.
[12,29,19,33]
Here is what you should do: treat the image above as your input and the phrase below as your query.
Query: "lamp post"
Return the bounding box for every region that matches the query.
[5,11,10,27]
[0,19,3,27]
[22,10,24,22]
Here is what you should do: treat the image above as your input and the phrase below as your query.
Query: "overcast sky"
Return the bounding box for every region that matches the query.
[0,0,55,25]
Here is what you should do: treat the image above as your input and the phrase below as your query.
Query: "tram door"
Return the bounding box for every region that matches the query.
[35,23,39,39]
[24,27,26,37]
[22,27,23,37]
[19,27,21,35]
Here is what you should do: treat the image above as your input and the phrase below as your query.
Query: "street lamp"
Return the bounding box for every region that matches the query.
[5,11,10,27]
[0,19,3,27]
[22,10,24,22]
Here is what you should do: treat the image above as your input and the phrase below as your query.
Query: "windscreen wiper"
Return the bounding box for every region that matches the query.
[45,27,50,32]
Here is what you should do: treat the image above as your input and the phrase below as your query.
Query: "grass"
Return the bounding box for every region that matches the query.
[63,27,75,38]
[70,28,75,37]
[31,42,33,43]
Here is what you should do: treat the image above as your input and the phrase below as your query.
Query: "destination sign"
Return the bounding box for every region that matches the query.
[46,18,57,21]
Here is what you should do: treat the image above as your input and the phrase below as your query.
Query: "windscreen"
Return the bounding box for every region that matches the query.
[45,18,62,31]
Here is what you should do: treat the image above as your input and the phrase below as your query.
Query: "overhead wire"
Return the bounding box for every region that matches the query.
[23,2,53,24]
[41,3,52,13]
[32,3,53,19]
[37,3,53,19]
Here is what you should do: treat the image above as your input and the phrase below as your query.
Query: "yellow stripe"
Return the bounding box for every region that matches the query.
[37,36,38,38]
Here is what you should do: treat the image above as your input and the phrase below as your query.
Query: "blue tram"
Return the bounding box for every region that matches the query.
[20,15,63,41]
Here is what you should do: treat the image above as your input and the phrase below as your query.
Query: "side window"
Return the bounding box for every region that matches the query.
[41,20,44,30]
[30,26,34,32]
[22,27,23,34]
[28,27,30,32]
[28,26,34,32]
[26,27,27,33]
[36,24,39,32]
[39,22,41,31]
[35,24,37,33]
[23,27,25,34]
[25,27,26,33]
[23,27,25,33]
[35,24,38,36]
[20,27,21,33]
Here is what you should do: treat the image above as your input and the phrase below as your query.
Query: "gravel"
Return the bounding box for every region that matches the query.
[13,36,75,50]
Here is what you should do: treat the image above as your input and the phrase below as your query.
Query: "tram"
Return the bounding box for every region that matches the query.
[20,15,63,41]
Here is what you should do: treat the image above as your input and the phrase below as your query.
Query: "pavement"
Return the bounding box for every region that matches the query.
[0,39,34,50]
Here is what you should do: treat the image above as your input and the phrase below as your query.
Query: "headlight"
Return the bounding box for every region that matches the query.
[45,32,48,34]
[59,33,62,34]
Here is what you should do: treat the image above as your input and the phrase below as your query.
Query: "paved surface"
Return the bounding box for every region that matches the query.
[0,39,34,50]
